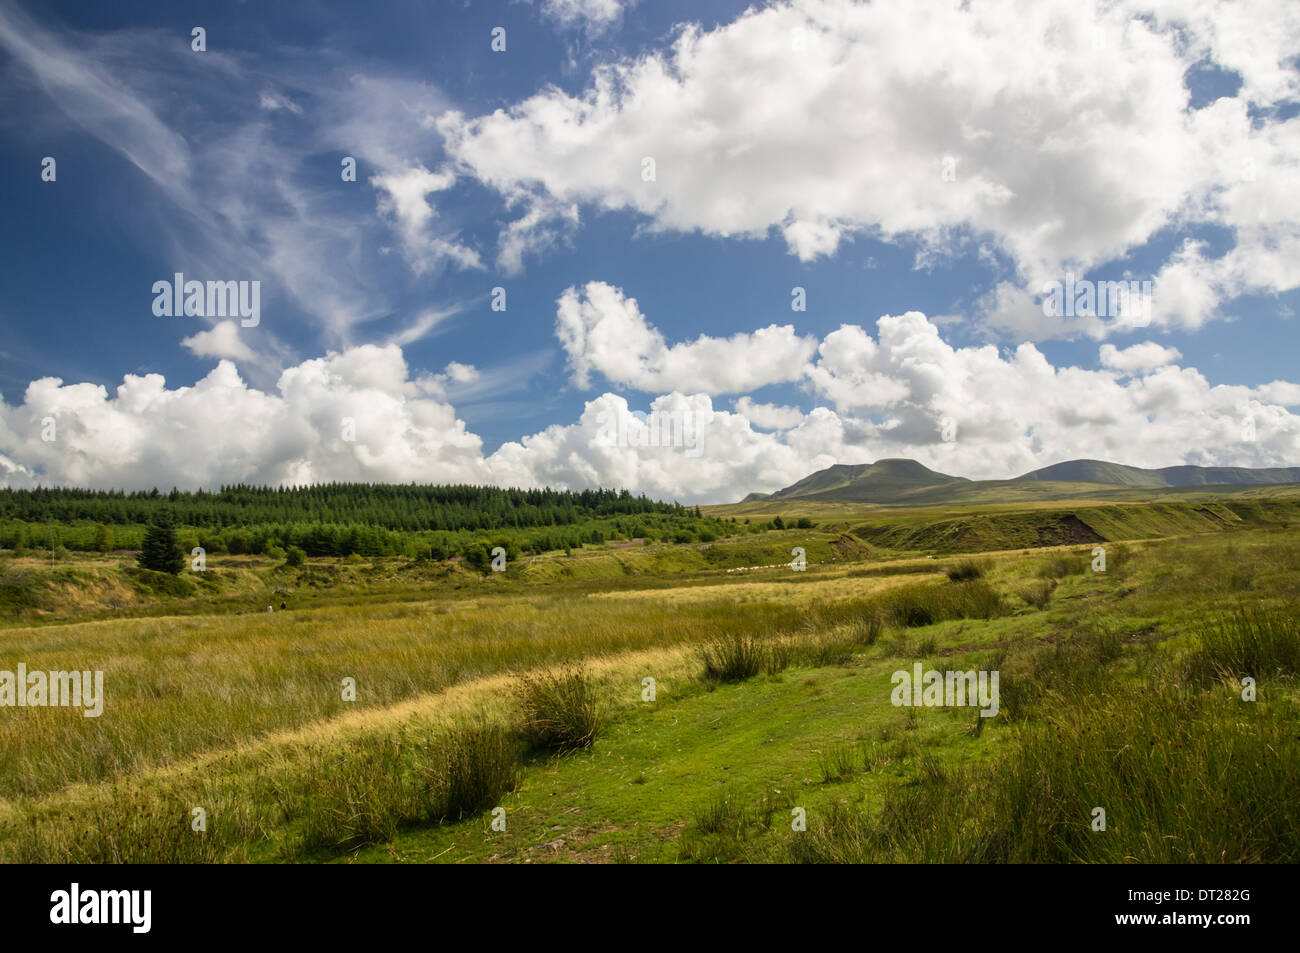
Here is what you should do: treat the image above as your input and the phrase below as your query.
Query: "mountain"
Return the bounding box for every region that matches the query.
[764,459,969,503]
[746,458,1300,505]
[1016,459,1300,487]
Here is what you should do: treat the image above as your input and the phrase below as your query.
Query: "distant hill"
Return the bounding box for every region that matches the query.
[765,459,969,503]
[747,457,1300,505]
[1016,459,1300,487]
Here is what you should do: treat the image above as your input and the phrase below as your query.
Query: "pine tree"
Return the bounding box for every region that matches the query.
[137,518,184,574]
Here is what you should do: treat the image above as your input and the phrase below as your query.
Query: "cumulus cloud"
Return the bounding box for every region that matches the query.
[5,318,1300,502]
[181,321,259,363]
[440,0,1300,333]
[0,347,489,490]
[555,281,817,393]
[1099,342,1183,375]
[802,311,1300,480]
[734,397,806,430]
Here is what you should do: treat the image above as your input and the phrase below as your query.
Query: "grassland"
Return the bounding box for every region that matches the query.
[1,495,1297,863]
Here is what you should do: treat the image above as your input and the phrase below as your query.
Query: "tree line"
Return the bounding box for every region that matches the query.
[0,483,692,532]
[0,483,729,568]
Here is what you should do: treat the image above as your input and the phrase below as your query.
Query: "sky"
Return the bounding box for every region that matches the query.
[0,0,1298,503]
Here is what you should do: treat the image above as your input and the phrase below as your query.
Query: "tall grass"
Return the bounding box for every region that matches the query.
[0,592,886,799]
[3,719,519,863]
[874,579,1009,628]
[995,626,1122,720]
[513,667,603,753]
[1035,552,1088,579]
[944,559,986,582]
[698,634,780,683]
[791,684,1300,863]
[1185,606,1300,684]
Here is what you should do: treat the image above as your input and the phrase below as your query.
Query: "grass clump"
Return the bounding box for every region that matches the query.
[296,721,519,854]
[1185,606,1300,685]
[876,579,1008,628]
[698,633,791,683]
[945,559,985,582]
[1035,552,1088,579]
[514,666,603,754]
[818,742,858,783]
[1017,579,1054,610]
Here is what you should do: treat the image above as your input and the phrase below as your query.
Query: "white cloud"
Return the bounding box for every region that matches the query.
[734,397,806,430]
[5,319,1300,503]
[440,0,1300,333]
[181,321,258,363]
[539,0,630,35]
[258,90,302,114]
[1099,342,1183,375]
[802,310,1300,480]
[371,165,482,273]
[0,348,489,490]
[556,281,817,393]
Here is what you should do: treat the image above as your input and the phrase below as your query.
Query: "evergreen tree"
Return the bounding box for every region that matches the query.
[137,518,184,574]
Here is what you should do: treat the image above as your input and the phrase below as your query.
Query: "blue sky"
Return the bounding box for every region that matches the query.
[1,0,1299,502]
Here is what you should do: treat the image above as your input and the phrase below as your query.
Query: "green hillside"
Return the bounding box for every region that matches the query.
[746,457,1300,507]
[849,499,1300,555]
[768,459,968,503]
[1016,459,1300,486]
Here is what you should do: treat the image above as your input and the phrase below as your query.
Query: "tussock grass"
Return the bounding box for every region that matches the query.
[792,684,1300,863]
[514,667,602,753]
[692,790,750,836]
[1186,606,1300,685]
[698,634,778,683]
[1035,552,1089,579]
[875,579,1009,628]
[944,559,986,582]
[1017,579,1054,609]
[4,719,520,862]
[819,743,858,783]
[996,627,1123,720]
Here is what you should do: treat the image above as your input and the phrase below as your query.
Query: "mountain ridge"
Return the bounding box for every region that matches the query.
[746,457,1300,505]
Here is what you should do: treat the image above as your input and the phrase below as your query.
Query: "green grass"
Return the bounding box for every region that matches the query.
[1186,606,1300,685]
[3,501,1300,865]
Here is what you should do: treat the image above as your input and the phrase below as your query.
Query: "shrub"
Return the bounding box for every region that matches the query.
[285,546,306,567]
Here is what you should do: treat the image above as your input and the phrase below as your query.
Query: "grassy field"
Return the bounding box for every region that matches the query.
[1,496,1298,863]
